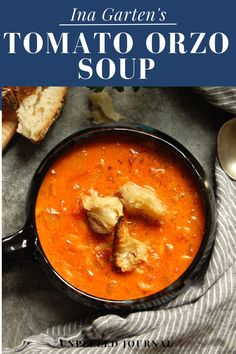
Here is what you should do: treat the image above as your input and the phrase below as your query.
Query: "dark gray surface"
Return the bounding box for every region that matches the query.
[2,87,229,349]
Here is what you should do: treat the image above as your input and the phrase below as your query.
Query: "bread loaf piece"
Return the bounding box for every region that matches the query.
[17,86,68,143]
[2,111,18,150]
[2,86,36,110]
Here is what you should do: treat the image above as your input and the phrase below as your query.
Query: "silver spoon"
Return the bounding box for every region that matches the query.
[217,117,236,180]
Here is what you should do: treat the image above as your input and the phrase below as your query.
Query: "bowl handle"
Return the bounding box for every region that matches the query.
[2,224,36,264]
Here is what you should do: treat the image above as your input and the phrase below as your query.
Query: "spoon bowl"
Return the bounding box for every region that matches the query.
[217,117,236,180]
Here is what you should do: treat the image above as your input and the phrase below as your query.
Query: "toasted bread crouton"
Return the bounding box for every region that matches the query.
[82,189,123,234]
[113,217,149,272]
[119,181,166,221]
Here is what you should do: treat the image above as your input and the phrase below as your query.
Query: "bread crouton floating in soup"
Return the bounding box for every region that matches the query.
[119,181,166,221]
[82,189,123,234]
[113,217,150,272]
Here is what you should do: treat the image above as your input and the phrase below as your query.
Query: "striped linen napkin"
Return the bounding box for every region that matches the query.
[4,87,236,354]
[197,86,236,114]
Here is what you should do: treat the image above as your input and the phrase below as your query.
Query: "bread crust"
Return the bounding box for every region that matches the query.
[2,87,36,110]
[34,87,68,143]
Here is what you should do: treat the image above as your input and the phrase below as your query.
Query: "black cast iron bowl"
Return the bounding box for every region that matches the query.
[2,123,216,312]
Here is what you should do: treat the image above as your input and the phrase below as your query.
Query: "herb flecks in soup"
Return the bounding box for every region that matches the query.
[35,136,205,300]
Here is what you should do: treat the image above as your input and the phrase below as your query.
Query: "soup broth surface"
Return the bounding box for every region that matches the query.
[36,135,205,300]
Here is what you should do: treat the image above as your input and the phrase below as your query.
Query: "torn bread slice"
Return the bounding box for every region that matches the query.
[113,217,149,272]
[17,86,68,142]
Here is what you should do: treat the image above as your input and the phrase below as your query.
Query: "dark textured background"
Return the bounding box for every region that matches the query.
[2,87,229,348]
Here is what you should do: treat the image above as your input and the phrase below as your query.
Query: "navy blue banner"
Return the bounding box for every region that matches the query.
[0,0,236,86]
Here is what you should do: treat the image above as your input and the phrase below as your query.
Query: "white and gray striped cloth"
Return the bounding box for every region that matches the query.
[197,86,236,114]
[4,87,236,354]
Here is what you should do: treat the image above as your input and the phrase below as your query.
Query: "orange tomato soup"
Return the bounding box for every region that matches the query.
[35,135,205,300]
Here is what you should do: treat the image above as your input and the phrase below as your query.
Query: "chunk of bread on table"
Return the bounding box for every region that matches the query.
[17,86,68,143]
[2,111,18,150]
[2,86,36,111]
